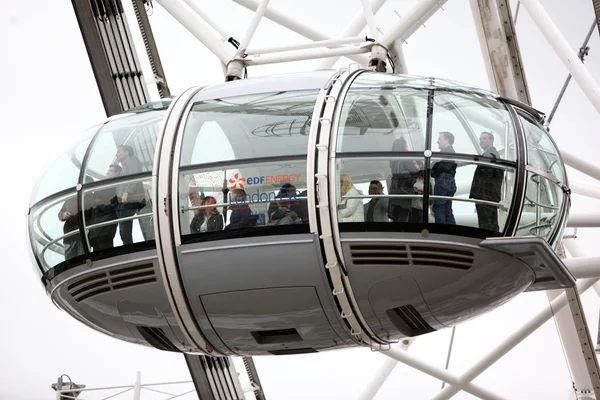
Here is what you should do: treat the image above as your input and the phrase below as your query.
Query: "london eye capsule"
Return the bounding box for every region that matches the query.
[28,70,574,356]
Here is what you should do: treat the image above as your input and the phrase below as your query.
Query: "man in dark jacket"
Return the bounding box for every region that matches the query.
[89,164,121,251]
[431,131,457,225]
[115,145,145,245]
[470,132,504,231]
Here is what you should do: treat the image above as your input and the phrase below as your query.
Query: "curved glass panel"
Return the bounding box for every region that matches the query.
[180,90,318,166]
[431,77,497,97]
[29,175,155,273]
[517,171,564,243]
[337,75,428,153]
[84,110,166,182]
[31,124,101,205]
[29,192,88,271]
[82,175,155,251]
[335,157,515,234]
[432,92,516,161]
[179,160,308,239]
[519,112,564,182]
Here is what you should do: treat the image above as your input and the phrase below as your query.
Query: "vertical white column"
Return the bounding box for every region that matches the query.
[133,371,142,400]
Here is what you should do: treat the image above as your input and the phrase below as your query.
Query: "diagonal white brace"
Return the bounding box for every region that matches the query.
[379,0,448,47]
[432,277,599,400]
[154,0,235,64]
[519,0,600,114]
[561,150,600,184]
[318,0,387,70]
[232,0,370,65]
[382,347,507,400]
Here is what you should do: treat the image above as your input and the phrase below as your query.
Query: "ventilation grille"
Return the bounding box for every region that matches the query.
[350,244,474,270]
[387,304,435,337]
[67,263,156,302]
[137,326,179,352]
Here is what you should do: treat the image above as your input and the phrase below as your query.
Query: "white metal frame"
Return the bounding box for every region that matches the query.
[53,371,256,400]
[140,0,600,398]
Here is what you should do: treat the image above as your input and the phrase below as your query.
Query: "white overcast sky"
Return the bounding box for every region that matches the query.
[1,0,600,399]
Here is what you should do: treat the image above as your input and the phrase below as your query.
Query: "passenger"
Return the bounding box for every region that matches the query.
[364,180,389,222]
[115,145,146,245]
[58,176,94,260]
[58,196,81,261]
[190,196,224,233]
[470,132,504,231]
[388,137,419,222]
[338,174,364,222]
[267,183,302,225]
[409,162,431,223]
[225,189,258,230]
[296,189,309,224]
[89,164,120,251]
[431,131,457,225]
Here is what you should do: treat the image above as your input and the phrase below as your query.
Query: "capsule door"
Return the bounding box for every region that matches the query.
[157,73,359,356]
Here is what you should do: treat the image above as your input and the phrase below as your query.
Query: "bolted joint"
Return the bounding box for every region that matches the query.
[369,44,388,72]
[225,59,245,82]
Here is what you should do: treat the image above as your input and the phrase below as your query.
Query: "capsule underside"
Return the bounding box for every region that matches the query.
[29,70,572,356]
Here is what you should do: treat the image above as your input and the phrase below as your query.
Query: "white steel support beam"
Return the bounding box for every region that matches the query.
[570,179,600,201]
[242,44,372,66]
[469,0,531,104]
[155,0,234,64]
[361,0,381,41]
[379,0,448,47]
[357,339,414,400]
[556,245,600,400]
[232,0,370,65]
[182,0,229,40]
[568,214,600,229]
[236,0,271,57]
[562,150,600,183]
[317,0,386,70]
[388,39,409,73]
[247,36,366,55]
[519,0,600,114]
[564,256,600,280]
[547,286,600,400]
[382,347,507,399]
[431,277,599,400]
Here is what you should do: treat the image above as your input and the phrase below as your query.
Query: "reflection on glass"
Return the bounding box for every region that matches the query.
[180,91,318,166]
[337,157,515,233]
[31,124,100,204]
[82,175,154,251]
[179,161,309,237]
[337,78,428,153]
[84,110,166,182]
[29,175,155,272]
[432,92,516,161]
[517,171,564,242]
[520,113,564,182]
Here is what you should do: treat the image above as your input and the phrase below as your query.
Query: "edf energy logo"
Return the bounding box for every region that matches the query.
[228,173,301,189]
[228,173,245,189]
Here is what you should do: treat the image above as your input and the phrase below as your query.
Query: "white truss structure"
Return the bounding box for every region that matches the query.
[123,0,600,398]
